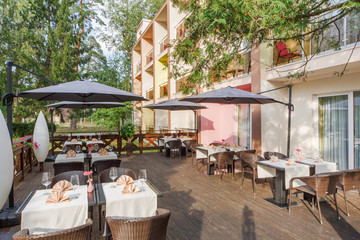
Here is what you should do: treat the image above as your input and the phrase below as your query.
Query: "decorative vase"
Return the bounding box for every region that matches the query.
[87,179,94,193]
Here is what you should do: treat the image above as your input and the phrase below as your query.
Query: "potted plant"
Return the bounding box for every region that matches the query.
[121,121,136,155]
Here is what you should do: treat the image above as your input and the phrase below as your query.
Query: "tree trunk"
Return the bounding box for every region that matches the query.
[70,118,77,130]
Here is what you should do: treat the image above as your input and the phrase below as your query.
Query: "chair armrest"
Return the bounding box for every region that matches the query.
[13,229,30,237]
[289,176,313,190]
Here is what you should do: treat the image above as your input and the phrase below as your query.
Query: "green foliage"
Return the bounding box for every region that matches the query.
[171,0,360,93]
[91,103,133,130]
[12,120,56,137]
[120,121,136,140]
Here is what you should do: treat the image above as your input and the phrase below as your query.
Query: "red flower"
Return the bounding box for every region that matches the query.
[221,139,225,142]
[84,135,87,138]
[33,142,39,149]
[296,148,301,152]
[83,171,93,176]
[88,144,92,147]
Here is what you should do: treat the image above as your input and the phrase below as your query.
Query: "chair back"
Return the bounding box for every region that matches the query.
[183,139,196,148]
[340,169,360,191]
[53,161,84,176]
[241,153,265,168]
[106,209,170,240]
[211,151,235,165]
[93,159,121,176]
[276,42,289,56]
[189,143,203,153]
[51,170,87,187]
[12,218,93,240]
[165,140,182,150]
[98,167,137,183]
[235,149,256,159]
[263,151,287,160]
[302,173,341,196]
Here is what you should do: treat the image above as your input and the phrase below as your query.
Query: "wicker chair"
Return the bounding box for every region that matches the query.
[164,140,182,158]
[92,159,121,177]
[210,142,222,147]
[12,218,93,240]
[288,172,341,224]
[106,209,171,240]
[240,153,267,196]
[209,151,236,180]
[53,162,84,176]
[263,151,287,160]
[234,149,256,171]
[98,167,137,183]
[337,169,360,216]
[51,170,87,187]
[183,139,196,157]
[189,143,204,169]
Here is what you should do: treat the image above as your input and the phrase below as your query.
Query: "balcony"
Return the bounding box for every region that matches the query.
[136,61,141,74]
[146,50,153,65]
[176,21,186,39]
[159,37,169,54]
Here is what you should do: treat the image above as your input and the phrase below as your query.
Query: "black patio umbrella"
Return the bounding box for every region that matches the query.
[45,101,126,109]
[18,80,148,102]
[45,101,127,156]
[180,86,276,104]
[144,99,207,130]
[181,86,292,156]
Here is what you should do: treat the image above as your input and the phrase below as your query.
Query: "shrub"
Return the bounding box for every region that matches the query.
[120,122,135,141]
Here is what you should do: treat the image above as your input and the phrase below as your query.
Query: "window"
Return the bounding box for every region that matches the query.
[160,83,168,98]
[238,104,251,149]
[176,21,186,39]
[159,37,168,53]
[146,89,154,100]
[136,61,141,73]
[146,50,153,65]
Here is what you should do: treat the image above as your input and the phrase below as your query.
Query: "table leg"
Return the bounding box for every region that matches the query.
[207,156,210,176]
[274,169,287,205]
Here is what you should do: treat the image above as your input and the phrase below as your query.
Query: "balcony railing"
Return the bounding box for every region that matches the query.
[146,50,153,65]
[159,37,169,54]
[136,61,141,74]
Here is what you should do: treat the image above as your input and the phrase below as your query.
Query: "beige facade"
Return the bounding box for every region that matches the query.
[132,0,360,169]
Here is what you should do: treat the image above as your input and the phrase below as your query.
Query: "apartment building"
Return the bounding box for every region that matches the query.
[132,1,360,170]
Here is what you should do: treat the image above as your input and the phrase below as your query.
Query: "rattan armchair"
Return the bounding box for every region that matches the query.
[53,162,84,176]
[288,172,341,224]
[337,169,360,216]
[209,151,236,180]
[98,167,137,183]
[92,159,121,177]
[189,143,204,169]
[263,151,287,160]
[240,153,267,196]
[106,208,171,240]
[51,170,87,187]
[164,139,182,158]
[12,218,93,240]
[183,139,196,157]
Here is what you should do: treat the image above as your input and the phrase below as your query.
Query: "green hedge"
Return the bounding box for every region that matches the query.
[12,121,56,137]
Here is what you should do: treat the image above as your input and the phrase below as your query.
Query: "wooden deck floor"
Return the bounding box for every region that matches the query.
[1,152,360,239]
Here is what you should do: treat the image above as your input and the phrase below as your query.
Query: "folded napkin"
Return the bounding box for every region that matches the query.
[91,138,98,142]
[180,135,186,138]
[98,148,109,156]
[116,175,134,186]
[164,136,171,139]
[270,156,279,162]
[52,180,73,192]
[70,138,78,143]
[46,191,70,204]
[209,145,217,149]
[122,184,140,194]
[231,144,238,148]
[286,159,296,166]
[315,157,324,163]
[224,143,230,147]
[66,150,76,158]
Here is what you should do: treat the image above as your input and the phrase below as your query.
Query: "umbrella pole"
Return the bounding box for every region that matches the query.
[287,86,292,157]
[50,108,54,156]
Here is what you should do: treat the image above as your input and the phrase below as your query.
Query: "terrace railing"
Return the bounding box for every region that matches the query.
[12,136,37,182]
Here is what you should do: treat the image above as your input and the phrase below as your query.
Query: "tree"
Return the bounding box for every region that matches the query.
[91,103,133,130]
[171,0,360,94]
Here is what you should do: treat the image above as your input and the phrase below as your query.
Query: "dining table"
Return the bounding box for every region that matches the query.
[256,158,337,207]
[16,185,96,235]
[196,146,246,176]
[91,152,118,164]
[55,153,85,163]
[158,137,194,148]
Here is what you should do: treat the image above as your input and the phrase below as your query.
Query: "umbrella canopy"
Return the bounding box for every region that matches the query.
[181,86,276,104]
[144,99,207,111]
[18,80,148,102]
[46,101,125,109]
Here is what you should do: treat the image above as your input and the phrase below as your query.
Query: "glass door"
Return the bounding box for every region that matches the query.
[238,104,251,149]
[318,95,349,170]
[354,91,360,168]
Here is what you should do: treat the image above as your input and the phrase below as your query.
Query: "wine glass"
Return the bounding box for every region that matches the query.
[68,135,71,141]
[269,152,274,160]
[89,135,93,141]
[95,144,99,152]
[108,145,113,152]
[77,135,80,141]
[70,174,80,197]
[76,145,81,153]
[109,167,118,188]
[62,145,67,153]
[98,134,101,140]
[42,172,51,193]
[138,169,147,191]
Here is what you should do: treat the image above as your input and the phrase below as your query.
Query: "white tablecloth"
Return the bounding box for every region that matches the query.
[21,186,88,234]
[301,158,337,173]
[103,181,157,218]
[257,160,310,189]
[158,138,193,147]
[64,141,82,146]
[196,147,227,161]
[55,153,85,163]
[91,152,117,163]
[86,140,104,145]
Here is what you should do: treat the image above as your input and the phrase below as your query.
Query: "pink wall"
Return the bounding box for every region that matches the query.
[199,84,251,145]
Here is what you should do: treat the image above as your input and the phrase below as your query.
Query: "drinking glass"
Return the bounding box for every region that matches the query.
[68,135,71,141]
[62,145,67,153]
[109,167,118,188]
[98,135,101,140]
[95,144,99,152]
[269,152,274,159]
[42,172,51,193]
[77,135,80,141]
[108,145,113,151]
[89,135,93,141]
[138,169,147,191]
[70,174,80,197]
[76,145,81,153]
